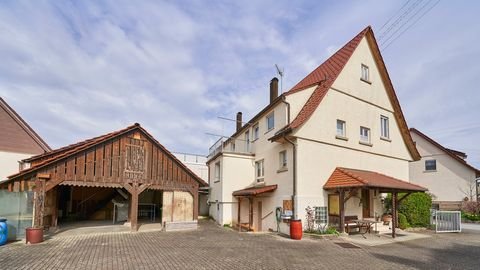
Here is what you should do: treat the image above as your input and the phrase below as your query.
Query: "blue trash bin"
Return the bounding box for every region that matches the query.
[0,218,7,246]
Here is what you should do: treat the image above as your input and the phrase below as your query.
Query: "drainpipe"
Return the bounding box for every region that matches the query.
[281,96,297,219]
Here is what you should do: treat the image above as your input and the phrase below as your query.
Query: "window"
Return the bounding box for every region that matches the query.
[255,160,264,182]
[314,206,328,224]
[245,131,250,152]
[231,142,235,152]
[279,151,287,169]
[425,160,436,171]
[266,113,275,131]
[380,116,389,139]
[361,64,369,82]
[360,126,370,143]
[253,124,259,140]
[328,194,340,216]
[336,119,346,137]
[214,162,221,182]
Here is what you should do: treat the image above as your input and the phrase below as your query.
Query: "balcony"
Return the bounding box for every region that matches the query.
[208,137,255,158]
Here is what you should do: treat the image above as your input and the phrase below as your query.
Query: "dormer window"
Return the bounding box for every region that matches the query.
[361,64,370,83]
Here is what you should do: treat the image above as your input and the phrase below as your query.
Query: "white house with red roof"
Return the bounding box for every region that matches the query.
[409,128,480,209]
[207,26,426,236]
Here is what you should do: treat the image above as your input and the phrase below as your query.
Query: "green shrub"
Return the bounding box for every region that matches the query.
[462,212,480,221]
[399,193,432,227]
[324,227,339,235]
[398,213,410,229]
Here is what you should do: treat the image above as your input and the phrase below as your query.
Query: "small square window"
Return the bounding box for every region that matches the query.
[279,151,287,169]
[360,126,370,143]
[380,116,389,139]
[425,160,436,171]
[361,64,370,82]
[255,160,264,182]
[336,120,346,137]
[266,113,275,131]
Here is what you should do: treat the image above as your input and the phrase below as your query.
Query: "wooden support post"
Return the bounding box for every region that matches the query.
[124,183,150,231]
[392,192,397,238]
[237,197,241,232]
[33,179,46,228]
[249,197,253,231]
[339,189,345,234]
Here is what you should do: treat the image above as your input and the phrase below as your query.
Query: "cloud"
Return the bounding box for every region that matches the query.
[0,1,479,168]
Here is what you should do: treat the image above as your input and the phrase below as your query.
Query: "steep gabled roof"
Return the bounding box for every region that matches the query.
[324,167,427,192]
[0,97,51,153]
[272,26,420,161]
[410,128,480,176]
[6,123,208,187]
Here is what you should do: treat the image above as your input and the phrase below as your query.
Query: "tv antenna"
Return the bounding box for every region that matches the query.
[275,64,284,93]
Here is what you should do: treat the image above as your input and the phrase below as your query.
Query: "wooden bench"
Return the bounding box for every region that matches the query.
[345,215,359,234]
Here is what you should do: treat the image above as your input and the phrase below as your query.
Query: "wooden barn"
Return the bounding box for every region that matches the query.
[0,123,208,231]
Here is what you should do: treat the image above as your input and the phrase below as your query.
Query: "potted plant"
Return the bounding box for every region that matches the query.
[26,226,44,244]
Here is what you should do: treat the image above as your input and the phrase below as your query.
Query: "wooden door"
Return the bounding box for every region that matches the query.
[257,201,262,231]
[362,189,371,218]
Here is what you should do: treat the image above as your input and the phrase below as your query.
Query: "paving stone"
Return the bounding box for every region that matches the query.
[0,220,479,269]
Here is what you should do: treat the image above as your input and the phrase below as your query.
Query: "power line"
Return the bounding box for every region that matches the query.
[378,0,424,41]
[380,0,434,47]
[377,0,413,32]
[382,0,441,52]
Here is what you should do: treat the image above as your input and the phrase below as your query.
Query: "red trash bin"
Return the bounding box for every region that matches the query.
[290,219,303,240]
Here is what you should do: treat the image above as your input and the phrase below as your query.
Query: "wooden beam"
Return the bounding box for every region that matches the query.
[398,192,412,203]
[237,198,241,232]
[123,183,134,194]
[392,192,397,238]
[137,183,150,194]
[249,197,253,231]
[130,186,139,231]
[339,189,345,234]
[38,173,51,179]
[344,188,358,203]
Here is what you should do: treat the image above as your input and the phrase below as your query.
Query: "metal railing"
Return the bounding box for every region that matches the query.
[431,210,461,233]
[208,137,254,158]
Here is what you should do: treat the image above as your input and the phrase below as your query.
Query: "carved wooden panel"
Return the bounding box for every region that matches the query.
[124,138,146,180]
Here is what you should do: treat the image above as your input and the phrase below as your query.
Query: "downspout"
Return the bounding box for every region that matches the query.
[281,96,297,219]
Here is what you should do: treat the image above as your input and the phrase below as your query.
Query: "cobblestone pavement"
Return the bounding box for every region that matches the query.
[0,220,479,269]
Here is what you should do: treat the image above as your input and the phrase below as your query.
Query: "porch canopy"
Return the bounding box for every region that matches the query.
[233,184,277,231]
[324,167,427,238]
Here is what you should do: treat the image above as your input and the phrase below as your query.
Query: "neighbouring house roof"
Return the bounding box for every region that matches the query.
[0,97,51,153]
[410,128,480,176]
[324,167,427,192]
[270,26,420,161]
[233,184,278,197]
[5,123,208,187]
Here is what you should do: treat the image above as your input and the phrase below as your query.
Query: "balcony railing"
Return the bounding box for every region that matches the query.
[208,137,254,158]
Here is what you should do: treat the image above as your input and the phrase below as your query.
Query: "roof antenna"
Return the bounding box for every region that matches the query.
[275,64,284,94]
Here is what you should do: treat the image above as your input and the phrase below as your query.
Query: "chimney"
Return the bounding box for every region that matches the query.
[236,112,242,132]
[270,77,279,103]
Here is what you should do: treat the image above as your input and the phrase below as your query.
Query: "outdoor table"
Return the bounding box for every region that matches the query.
[352,220,377,238]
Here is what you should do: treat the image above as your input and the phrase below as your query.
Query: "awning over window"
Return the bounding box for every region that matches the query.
[233,184,277,197]
[323,167,427,192]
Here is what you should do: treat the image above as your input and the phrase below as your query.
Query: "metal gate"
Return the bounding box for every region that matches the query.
[431,210,461,233]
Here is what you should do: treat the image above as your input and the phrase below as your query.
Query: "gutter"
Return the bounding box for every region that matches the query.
[281,96,298,220]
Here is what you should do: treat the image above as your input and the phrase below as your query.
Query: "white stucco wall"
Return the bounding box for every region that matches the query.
[409,132,477,202]
[208,34,416,232]
[0,151,33,181]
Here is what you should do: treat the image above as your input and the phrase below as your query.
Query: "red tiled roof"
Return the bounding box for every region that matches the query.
[271,26,420,161]
[233,184,277,197]
[324,167,427,192]
[7,123,208,187]
[410,128,480,176]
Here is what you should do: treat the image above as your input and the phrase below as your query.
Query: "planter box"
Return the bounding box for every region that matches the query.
[25,227,43,244]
